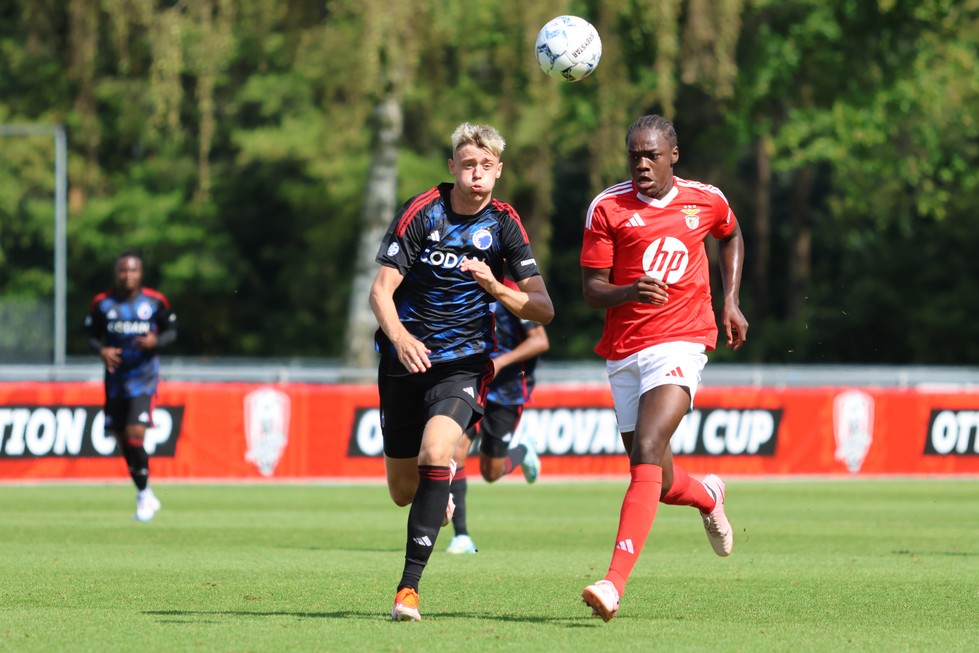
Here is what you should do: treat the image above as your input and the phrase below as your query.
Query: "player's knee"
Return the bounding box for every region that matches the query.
[418,446,455,468]
[388,486,414,507]
[480,459,505,482]
[386,472,418,506]
[631,437,670,465]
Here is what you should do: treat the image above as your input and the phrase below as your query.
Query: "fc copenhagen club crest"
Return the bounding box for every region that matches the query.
[472,228,493,250]
[244,387,291,476]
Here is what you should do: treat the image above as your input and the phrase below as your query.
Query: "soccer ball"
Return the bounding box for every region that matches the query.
[535,15,602,82]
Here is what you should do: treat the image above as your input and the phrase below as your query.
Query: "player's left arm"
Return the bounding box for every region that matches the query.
[462,262,554,326]
[717,222,749,350]
[136,301,177,351]
[497,274,554,326]
[155,309,178,349]
[460,213,554,324]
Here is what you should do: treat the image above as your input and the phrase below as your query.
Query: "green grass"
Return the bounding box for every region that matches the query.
[1,479,977,652]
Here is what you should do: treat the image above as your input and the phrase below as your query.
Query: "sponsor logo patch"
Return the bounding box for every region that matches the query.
[642,237,689,284]
[420,249,482,270]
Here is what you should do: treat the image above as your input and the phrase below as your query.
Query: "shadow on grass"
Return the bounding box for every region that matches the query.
[145,610,600,626]
[272,545,403,553]
[892,550,977,557]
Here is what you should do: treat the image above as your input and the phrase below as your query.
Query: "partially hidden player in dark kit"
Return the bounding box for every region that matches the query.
[445,280,550,555]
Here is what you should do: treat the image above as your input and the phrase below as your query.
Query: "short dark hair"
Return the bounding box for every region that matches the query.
[116,249,141,263]
[626,115,677,149]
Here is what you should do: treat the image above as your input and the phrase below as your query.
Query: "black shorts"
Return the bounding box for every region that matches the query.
[467,402,523,458]
[378,354,493,459]
[104,395,154,434]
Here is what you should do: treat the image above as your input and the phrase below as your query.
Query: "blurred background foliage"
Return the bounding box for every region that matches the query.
[1,0,977,364]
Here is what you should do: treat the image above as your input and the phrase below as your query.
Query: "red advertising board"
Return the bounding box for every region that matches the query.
[1,381,977,480]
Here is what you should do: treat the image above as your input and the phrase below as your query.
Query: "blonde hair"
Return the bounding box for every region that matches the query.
[451,122,506,158]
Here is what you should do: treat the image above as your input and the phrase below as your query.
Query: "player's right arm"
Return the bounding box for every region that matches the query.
[580,200,668,309]
[581,267,669,309]
[85,298,122,372]
[369,265,432,374]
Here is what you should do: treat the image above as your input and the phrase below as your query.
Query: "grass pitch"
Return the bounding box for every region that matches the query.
[1,479,977,652]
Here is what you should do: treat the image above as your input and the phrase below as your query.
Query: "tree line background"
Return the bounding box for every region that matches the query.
[1,0,978,366]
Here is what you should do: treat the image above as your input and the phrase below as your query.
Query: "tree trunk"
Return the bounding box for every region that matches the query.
[787,166,814,319]
[343,95,403,367]
[752,133,772,320]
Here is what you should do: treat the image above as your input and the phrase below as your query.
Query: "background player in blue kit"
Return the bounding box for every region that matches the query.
[445,281,550,555]
[85,251,177,522]
[370,122,554,621]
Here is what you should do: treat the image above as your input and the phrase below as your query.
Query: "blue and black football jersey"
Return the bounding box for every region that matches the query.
[375,183,541,363]
[85,288,176,398]
[486,301,540,406]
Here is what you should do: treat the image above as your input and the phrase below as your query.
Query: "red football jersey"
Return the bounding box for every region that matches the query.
[580,176,738,360]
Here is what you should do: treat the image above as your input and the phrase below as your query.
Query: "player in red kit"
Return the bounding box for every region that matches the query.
[578,115,749,621]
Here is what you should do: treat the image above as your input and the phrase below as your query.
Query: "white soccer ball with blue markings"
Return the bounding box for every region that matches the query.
[535,15,602,82]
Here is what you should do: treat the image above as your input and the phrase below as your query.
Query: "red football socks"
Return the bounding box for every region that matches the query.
[660,463,716,512]
[605,464,663,596]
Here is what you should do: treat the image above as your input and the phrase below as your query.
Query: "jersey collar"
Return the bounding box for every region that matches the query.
[634,182,678,208]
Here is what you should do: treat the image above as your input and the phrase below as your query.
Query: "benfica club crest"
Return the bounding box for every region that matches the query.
[244,387,291,477]
[681,205,701,229]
